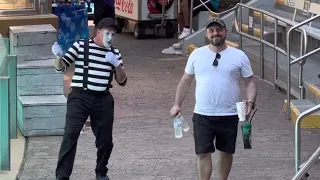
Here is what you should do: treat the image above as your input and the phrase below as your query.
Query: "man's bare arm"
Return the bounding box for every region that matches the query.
[174,72,195,107]
[114,66,127,86]
[243,75,257,109]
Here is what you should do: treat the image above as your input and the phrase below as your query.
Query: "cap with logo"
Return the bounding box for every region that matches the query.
[206,17,226,28]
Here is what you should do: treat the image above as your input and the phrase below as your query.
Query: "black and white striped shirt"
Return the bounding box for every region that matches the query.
[57,38,125,91]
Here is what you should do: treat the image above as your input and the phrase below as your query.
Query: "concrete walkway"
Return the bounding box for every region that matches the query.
[16,32,320,180]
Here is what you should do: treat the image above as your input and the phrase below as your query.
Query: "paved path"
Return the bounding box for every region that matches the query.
[16,33,320,180]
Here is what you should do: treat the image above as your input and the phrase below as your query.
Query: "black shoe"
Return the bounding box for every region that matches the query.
[96,174,110,180]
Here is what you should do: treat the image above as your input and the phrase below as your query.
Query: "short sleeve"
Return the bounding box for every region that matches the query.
[185,52,196,75]
[241,52,253,78]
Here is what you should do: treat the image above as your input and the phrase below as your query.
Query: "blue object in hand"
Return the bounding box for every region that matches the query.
[53,5,89,54]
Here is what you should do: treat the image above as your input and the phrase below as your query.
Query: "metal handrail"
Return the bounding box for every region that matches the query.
[293,104,320,180]
[292,147,320,180]
[286,13,320,120]
[294,104,320,175]
[233,3,308,83]
[188,0,238,36]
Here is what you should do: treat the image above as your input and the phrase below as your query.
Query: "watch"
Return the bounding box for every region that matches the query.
[247,100,256,109]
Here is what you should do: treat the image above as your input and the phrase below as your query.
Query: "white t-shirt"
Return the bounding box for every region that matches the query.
[185,45,253,116]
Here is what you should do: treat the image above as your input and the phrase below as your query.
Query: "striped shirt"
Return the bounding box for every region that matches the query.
[56,38,124,91]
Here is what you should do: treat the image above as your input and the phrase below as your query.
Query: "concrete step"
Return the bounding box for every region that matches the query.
[253,7,320,28]
[284,99,320,128]
[306,84,320,105]
[17,95,67,136]
[231,21,282,45]
[239,35,320,97]
[275,0,320,24]
[252,7,320,50]
[17,59,64,96]
[0,14,58,38]
[9,24,57,61]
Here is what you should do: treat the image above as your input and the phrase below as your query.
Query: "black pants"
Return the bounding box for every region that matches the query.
[192,113,239,155]
[55,89,114,179]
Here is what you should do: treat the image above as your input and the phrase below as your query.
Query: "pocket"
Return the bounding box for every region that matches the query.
[67,91,77,103]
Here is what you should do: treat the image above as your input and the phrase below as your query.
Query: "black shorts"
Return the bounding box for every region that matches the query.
[94,3,115,25]
[192,113,239,155]
[179,0,215,17]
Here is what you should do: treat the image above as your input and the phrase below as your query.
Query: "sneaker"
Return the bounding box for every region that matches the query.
[178,28,194,40]
[96,174,110,180]
[171,41,183,49]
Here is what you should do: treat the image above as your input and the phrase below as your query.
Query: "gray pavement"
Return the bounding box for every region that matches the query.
[16,33,320,180]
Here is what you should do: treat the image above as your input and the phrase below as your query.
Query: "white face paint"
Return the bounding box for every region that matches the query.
[102,30,115,48]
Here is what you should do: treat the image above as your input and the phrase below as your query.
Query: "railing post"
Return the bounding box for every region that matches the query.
[189,0,194,36]
[260,12,265,79]
[0,76,10,171]
[292,146,320,180]
[298,29,307,100]
[8,55,17,139]
[239,4,243,49]
[295,104,320,174]
[177,0,181,35]
[286,29,292,120]
[274,19,278,86]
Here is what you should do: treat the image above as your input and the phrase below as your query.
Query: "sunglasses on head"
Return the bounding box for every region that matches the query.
[212,53,221,67]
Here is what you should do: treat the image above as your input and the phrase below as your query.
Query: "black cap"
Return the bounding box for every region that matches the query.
[206,17,226,28]
[97,17,117,29]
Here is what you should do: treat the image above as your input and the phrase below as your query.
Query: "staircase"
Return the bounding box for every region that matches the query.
[183,0,320,128]
[9,24,67,136]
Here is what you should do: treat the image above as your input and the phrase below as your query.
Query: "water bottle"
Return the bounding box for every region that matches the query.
[180,116,190,132]
[173,117,183,138]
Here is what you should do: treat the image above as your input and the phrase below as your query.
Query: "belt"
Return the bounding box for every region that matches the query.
[71,87,109,96]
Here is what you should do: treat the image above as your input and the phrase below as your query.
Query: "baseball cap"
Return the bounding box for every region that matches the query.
[97,17,117,29]
[206,17,226,28]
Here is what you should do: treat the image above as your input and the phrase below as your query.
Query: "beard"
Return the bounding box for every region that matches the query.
[207,35,226,47]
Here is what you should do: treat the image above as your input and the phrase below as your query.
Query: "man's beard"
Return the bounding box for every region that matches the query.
[208,36,226,47]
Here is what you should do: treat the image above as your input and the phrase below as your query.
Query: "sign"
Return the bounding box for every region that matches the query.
[115,0,139,20]
[248,9,254,36]
[302,1,311,15]
[309,2,320,15]
[286,0,306,10]
[286,0,295,7]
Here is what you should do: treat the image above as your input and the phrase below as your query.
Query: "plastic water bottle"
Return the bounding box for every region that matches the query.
[174,117,183,138]
[180,116,190,132]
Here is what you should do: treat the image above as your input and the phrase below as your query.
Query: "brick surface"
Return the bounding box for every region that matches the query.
[16,33,320,180]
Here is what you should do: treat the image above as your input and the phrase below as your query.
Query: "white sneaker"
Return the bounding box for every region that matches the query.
[171,41,183,49]
[178,28,194,40]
